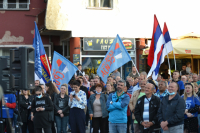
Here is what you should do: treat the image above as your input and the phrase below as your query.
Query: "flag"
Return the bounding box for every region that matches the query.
[147,15,165,80]
[33,21,51,83]
[97,34,131,83]
[160,22,174,64]
[51,51,78,89]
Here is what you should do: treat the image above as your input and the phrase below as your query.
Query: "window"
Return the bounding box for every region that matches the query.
[88,0,112,9]
[0,0,30,10]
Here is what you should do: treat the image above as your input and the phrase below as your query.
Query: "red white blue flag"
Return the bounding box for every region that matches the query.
[147,15,165,80]
[161,22,174,64]
[33,22,51,83]
[97,34,131,83]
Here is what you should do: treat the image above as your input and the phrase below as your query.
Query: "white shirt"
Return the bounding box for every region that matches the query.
[132,84,141,95]
[68,90,87,109]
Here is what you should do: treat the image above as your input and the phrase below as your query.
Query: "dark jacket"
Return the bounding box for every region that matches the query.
[19,95,33,122]
[80,86,89,99]
[53,93,70,116]
[134,95,160,132]
[158,93,186,128]
[88,93,108,118]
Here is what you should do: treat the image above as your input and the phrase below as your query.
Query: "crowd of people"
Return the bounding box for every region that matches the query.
[1,63,200,133]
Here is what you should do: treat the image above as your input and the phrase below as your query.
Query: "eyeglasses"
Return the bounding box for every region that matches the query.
[35,93,41,96]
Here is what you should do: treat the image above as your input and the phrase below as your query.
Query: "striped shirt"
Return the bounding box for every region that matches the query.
[143,97,151,129]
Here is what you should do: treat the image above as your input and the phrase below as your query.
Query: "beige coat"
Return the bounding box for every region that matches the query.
[129,89,141,120]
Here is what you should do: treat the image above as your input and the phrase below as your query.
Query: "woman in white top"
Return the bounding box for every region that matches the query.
[68,80,87,133]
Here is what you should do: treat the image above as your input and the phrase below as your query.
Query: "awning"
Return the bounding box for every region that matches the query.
[143,32,200,58]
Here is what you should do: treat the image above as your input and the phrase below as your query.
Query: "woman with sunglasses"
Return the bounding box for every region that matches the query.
[183,83,200,133]
[54,84,70,133]
[31,86,53,133]
[19,90,34,133]
[69,80,87,133]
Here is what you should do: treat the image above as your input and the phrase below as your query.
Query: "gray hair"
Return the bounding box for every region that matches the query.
[140,72,147,77]
[85,74,89,79]
[159,81,167,87]
[150,83,155,91]
[118,79,126,87]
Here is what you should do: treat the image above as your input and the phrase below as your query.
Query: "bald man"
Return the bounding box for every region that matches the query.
[158,82,185,133]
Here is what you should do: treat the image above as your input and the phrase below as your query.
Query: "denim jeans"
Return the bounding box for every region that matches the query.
[109,122,127,133]
[198,114,200,133]
[55,115,68,133]
[67,116,71,130]
[163,124,184,133]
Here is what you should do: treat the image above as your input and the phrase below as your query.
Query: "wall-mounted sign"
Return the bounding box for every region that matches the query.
[83,38,135,51]
[73,54,80,66]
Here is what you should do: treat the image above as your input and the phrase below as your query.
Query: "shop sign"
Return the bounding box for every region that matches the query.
[83,38,135,51]
[73,54,80,66]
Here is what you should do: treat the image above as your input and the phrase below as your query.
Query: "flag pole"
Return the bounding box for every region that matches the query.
[172,49,176,70]
[45,54,53,83]
[166,53,172,79]
[78,70,89,83]
[131,60,140,76]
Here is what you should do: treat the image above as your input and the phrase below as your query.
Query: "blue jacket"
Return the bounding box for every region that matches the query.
[106,92,130,123]
[88,93,108,118]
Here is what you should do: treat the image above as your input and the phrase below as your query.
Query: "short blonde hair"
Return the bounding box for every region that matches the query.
[61,84,68,95]
[20,90,31,95]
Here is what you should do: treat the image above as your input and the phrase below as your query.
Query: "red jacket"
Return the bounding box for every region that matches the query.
[127,93,132,116]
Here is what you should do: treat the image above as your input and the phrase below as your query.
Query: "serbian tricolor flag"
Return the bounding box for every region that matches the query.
[33,21,51,83]
[147,15,165,80]
[160,22,174,64]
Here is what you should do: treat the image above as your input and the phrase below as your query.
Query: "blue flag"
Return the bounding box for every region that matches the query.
[97,34,132,83]
[51,51,78,89]
[33,21,51,83]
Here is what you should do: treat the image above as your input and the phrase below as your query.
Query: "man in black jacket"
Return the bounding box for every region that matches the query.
[134,83,160,133]
[157,82,185,133]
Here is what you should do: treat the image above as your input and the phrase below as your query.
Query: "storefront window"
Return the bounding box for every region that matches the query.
[82,57,102,77]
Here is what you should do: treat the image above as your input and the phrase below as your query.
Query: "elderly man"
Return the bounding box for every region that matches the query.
[115,76,121,83]
[126,76,134,94]
[155,81,169,100]
[192,73,198,83]
[134,83,160,133]
[158,82,185,133]
[106,80,130,133]
[181,75,187,84]
[129,80,147,133]
[129,66,139,78]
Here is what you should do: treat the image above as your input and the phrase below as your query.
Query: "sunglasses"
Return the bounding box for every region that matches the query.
[35,93,41,96]
[185,83,194,88]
